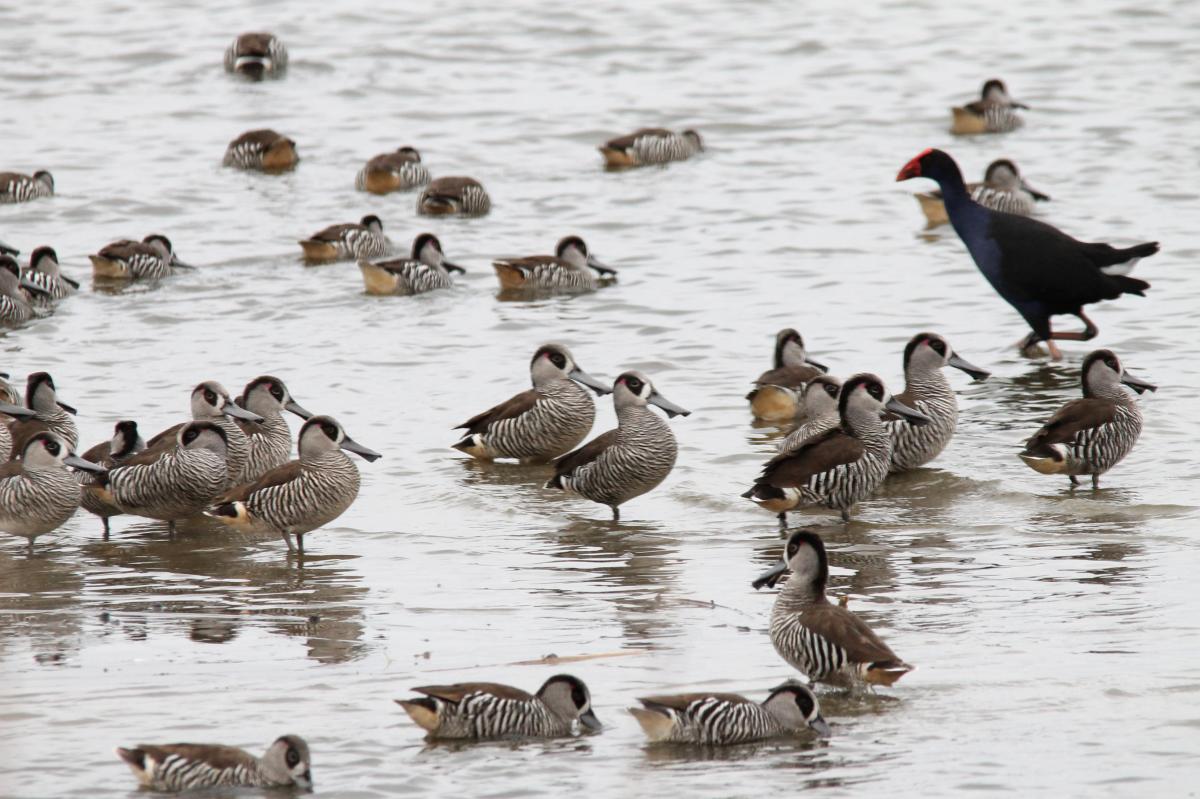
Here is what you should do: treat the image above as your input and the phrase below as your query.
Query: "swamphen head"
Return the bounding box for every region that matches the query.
[896,148,965,189]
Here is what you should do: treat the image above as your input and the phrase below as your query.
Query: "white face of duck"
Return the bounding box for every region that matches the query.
[612,371,690,417]
[260,735,312,789]
[529,344,610,395]
[361,215,384,236]
[30,247,60,276]
[298,415,381,462]
[178,422,228,457]
[903,334,991,380]
[190,381,260,422]
[556,236,590,268]
[840,373,931,425]
[763,682,831,737]
[1083,350,1156,397]
[983,159,1020,190]
[802,376,841,417]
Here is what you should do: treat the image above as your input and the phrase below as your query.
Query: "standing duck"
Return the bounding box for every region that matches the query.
[223,129,298,173]
[754,530,912,688]
[746,329,829,421]
[298,215,391,263]
[223,32,288,79]
[117,735,310,792]
[897,149,1158,360]
[146,381,262,487]
[77,420,144,537]
[1019,349,1154,487]
[915,158,1049,226]
[453,344,610,463]
[234,376,313,482]
[89,234,193,280]
[598,128,703,167]
[22,246,78,300]
[0,432,102,546]
[7,372,79,453]
[545,371,689,520]
[207,415,381,555]
[950,79,1027,135]
[778,374,842,454]
[885,333,990,472]
[0,256,41,325]
[355,146,431,194]
[492,236,616,293]
[396,675,600,740]
[90,422,229,531]
[630,682,830,745]
[416,176,490,216]
[0,170,54,203]
[742,373,929,526]
[359,233,464,296]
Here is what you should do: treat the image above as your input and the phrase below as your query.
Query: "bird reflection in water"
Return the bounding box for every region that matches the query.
[77,517,370,663]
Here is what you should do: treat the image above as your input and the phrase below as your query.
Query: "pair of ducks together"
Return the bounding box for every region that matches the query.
[0,248,77,326]
[114,527,889,792]
[452,344,688,521]
[0,375,379,554]
[300,218,617,296]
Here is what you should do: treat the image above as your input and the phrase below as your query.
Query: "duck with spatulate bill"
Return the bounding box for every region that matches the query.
[746,328,829,421]
[914,158,1048,227]
[897,148,1158,360]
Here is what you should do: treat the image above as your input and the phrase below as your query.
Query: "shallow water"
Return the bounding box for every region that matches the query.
[2,0,1200,795]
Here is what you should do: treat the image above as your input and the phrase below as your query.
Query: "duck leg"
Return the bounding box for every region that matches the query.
[281,530,296,552]
[777,512,787,531]
[611,506,620,522]
[1069,475,1079,486]
[841,508,851,522]
[1091,474,1100,489]
[296,533,305,555]
[102,518,110,540]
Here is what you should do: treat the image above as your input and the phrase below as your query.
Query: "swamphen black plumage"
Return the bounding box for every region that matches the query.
[897,148,1158,360]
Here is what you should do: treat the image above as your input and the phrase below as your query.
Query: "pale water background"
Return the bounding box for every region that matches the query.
[1,0,1199,796]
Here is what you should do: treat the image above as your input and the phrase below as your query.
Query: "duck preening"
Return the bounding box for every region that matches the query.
[897,148,1158,360]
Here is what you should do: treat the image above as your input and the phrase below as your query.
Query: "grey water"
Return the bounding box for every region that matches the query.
[1,0,1199,796]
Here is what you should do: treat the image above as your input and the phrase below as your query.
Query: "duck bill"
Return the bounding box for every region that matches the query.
[809,715,833,738]
[340,436,382,462]
[947,352,991,381]
[441,260,466,274]
[752,561,788,590]
[223,403,264,422]
[649,392,690,418]
[569,368,612,396]
[20,279,52,298]
[0,401,35,418]
[884,397,932,426]
[284,400,315,420]
[170,256,196,270]
[1021,180,1050,201]
[1011,101,1030,109]
[57,400,78,415]
[64,454,105,474]
[1120,372,1157,394]
[896,157,923,181]
[579,708,603,732]
[586,255,616,275]
[804,357,829,373]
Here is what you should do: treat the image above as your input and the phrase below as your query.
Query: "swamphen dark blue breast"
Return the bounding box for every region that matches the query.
[896,148,1158,360]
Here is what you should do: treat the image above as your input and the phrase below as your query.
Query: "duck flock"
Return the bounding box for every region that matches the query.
[0,31,1166,793]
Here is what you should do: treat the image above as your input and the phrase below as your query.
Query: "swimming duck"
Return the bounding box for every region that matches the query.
[950,79,1027,135]
[598,128,703,167]
[453,343,610,463]
[396,675,600,740]
[886,333,990,473]
[897,149,1157,360]
[223,129,298,172]
[89,234,193,280]
[492,236,616,293]
[7,371,79,453]
[234,376,313,482]
[223,32,288,80]
[146,381,262,487]
[0,432,101,545]
[1019,349,1154,487]
[0,256,41,325]
[753,530,913,688]
[298,215,391,263]
[359,233,464,295]
[0,171,53,203]
[77,420,144,537]
[746,329,829,421]
[21,246,78,300]
[416,176,490,216]
[208,415,380,555]
[743,373,929,526]
[92,421,229,531]
[355,146,431,194]
[778,374,842,454]
[630,682,830,745]
[545,371,689,520]
[915,158,1049,226]
[117,735,310,792]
